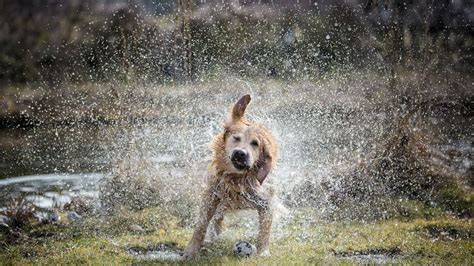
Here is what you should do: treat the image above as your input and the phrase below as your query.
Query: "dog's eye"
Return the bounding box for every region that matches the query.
[251,140,259,147]
[233,136,241,142]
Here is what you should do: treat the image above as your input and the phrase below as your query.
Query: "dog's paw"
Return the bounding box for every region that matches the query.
[258,249,271,257]
[181,247,199,259]
[180,251,195,260]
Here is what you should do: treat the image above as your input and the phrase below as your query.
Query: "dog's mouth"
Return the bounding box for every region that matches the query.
[231,158,250,171]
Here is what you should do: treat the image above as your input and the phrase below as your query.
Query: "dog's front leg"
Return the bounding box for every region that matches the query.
[183,190,220,258]
[257,208,272,256]
[204,209,225,244]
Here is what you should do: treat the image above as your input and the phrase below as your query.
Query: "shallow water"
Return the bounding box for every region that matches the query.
[340,254,402,264]
[0,173,102,210]
[130,250,183,261]
[127,243,183,261]
[0,127,110,179]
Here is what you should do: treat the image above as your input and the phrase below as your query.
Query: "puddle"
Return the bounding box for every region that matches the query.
[423,225,472,241]
[132,250,183,261]
[341,254,401,264]
[336,248,402,264]
[127,243,183,261]
[0,173,103,210]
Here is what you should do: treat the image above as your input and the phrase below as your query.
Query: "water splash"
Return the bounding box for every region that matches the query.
[0,77,472,223]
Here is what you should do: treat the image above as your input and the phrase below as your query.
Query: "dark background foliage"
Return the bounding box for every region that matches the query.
[0,0,472,85]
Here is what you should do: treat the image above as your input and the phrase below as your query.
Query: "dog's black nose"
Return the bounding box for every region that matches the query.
[231,149,249,170]
[232,150,247,161]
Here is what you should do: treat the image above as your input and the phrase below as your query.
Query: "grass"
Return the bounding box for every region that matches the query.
[1,207,472,265]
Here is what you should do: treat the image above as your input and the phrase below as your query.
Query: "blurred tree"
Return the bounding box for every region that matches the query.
[175,0,193,81]
[363,0,473,72]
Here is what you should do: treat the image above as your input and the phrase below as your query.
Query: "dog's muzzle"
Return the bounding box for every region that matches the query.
[231,149,250,170]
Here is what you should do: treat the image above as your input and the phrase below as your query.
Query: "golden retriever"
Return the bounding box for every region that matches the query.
[183,94,278,258]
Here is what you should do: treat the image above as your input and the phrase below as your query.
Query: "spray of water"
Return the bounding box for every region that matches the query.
[0,3,472,262]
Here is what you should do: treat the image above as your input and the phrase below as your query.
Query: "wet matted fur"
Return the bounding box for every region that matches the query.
[183,94,278,258]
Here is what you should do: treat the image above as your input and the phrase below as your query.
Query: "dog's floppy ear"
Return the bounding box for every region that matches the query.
[230,94,251,123]
[256,143,273,185]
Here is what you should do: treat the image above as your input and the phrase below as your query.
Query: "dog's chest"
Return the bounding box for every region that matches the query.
[219,192,255,210]
[212,178,272,211]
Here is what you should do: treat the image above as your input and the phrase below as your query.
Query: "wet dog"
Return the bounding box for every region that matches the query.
[183,94,278,258]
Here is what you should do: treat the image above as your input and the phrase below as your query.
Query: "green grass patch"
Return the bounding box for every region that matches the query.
[1,207,473,264]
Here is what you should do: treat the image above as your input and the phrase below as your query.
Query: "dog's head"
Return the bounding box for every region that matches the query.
[217,94,276,184]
